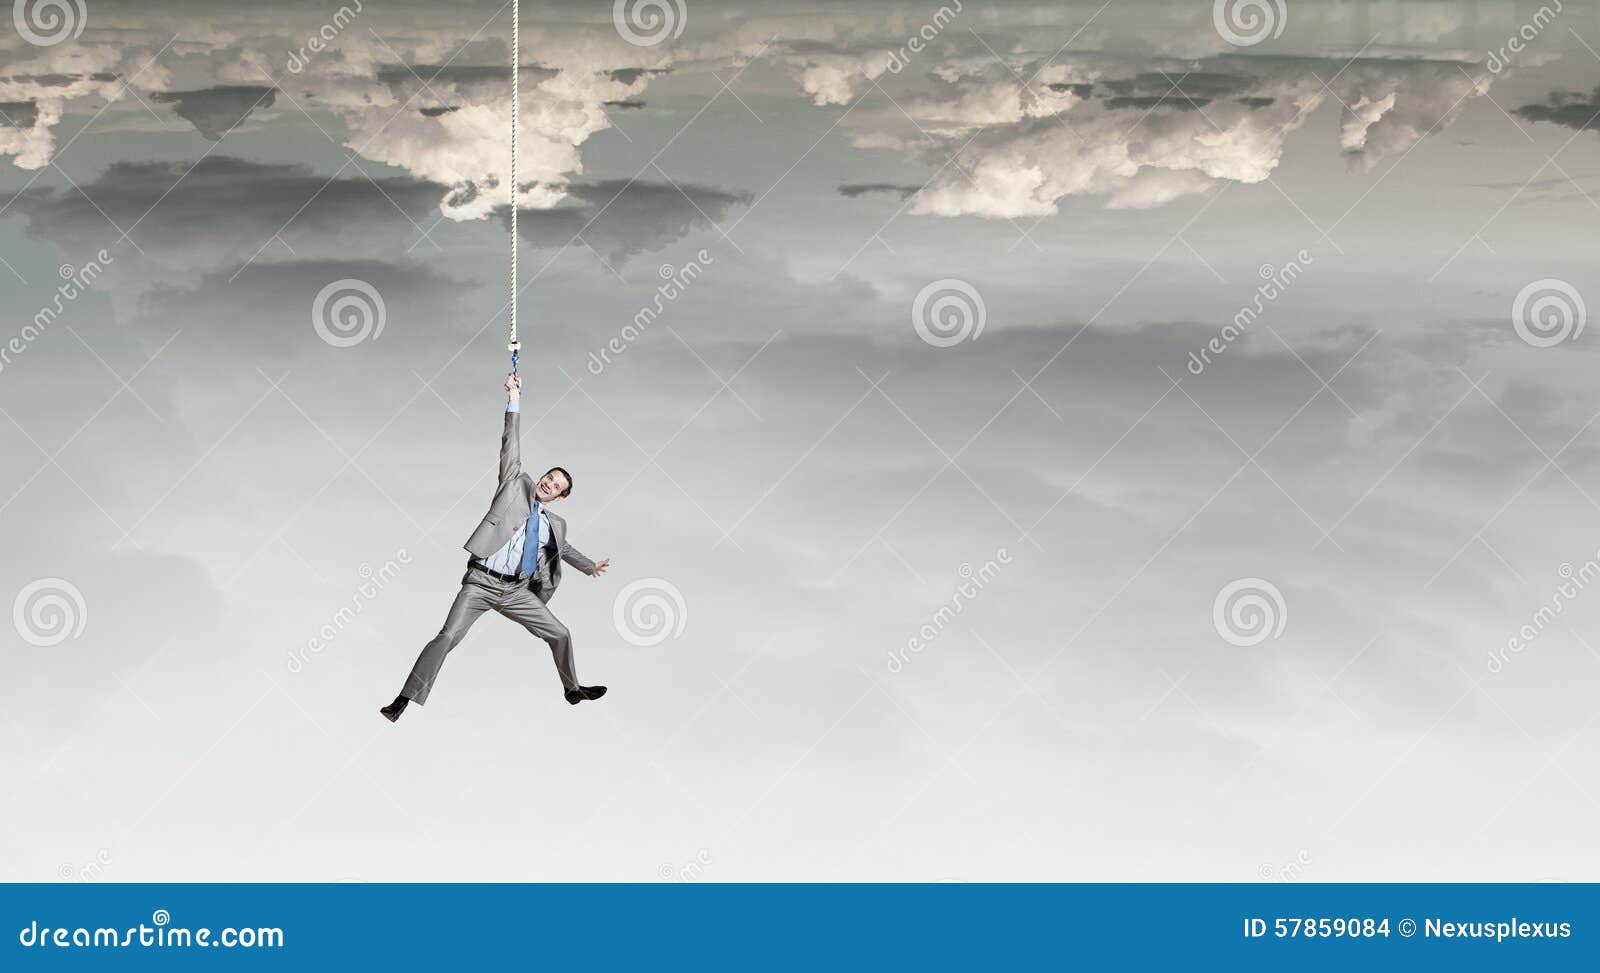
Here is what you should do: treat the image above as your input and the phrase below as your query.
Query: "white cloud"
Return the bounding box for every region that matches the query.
[784,49,891,106]
[835,53,1491,219]
[1335,60,1489,171]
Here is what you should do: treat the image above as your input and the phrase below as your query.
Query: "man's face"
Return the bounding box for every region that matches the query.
[534,468,570,503]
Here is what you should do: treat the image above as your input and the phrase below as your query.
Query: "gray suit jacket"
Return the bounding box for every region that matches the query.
[464,408,596,600]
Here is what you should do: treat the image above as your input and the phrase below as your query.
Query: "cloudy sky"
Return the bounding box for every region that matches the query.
[4,0,1600,882]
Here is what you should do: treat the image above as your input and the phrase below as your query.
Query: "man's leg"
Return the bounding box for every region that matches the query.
[495,589,582,694]
[400,574,497,705]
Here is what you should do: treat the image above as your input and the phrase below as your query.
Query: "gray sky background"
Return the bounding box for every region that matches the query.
[4,0,1600,881]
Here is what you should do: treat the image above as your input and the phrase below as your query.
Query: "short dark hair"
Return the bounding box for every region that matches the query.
[545,466,573,499]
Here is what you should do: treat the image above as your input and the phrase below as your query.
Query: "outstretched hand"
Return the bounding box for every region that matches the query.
[505,373,521,400]
[592,559,610,577]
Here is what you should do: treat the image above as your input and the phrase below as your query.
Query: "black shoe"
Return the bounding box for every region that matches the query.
[565,685,608,705]
[379,695,410,722]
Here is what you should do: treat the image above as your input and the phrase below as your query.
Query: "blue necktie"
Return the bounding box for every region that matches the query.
[519,501,542,578]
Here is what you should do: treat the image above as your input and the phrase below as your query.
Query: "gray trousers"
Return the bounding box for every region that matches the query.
[401,565,578,704]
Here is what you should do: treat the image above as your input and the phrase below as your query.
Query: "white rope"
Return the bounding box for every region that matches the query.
[508,0,520,361]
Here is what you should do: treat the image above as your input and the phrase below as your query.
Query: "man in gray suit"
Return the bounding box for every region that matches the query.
[380,373,612,721]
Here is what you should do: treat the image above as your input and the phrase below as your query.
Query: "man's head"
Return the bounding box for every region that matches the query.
[534,466,572,503]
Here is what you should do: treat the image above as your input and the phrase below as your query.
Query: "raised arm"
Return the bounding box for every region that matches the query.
[560,537,598,576]
[500,373,521,483]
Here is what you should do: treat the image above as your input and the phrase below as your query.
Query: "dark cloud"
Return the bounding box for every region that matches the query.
[375,63,560,109]
[1101,93,1270,111]
[1093,71,1270,111]
[0,102,39,128]
[7,156,442,239]
[784,39,838,54]
[1467,174,1598,191]
[1099,71,1256,100]
[419,105,459,117]
[1515,86,1600,133]
[605,68,669,85]
[511,179,750,262]
[4,157,447,285]
[0,71,116,86]
[1103,95,1210,111]
[151,86,278,141]
[837,182,918,198]
[1046,82,1093,97]
[375,64,559,87]
[603,99,647,110]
